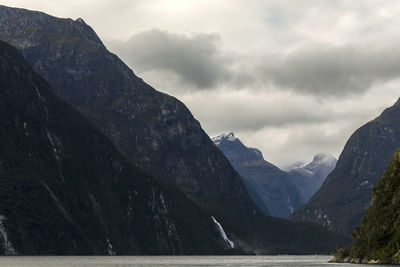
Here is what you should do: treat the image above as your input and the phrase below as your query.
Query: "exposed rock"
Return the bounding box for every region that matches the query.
[288,153,337,203]
[0,4,258,237]
[0,40,226,255]
[292,98,400,237]
[213,132,301,218]
[0,6,351,253]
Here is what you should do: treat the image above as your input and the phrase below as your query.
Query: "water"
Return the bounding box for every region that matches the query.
[0,255,390,267]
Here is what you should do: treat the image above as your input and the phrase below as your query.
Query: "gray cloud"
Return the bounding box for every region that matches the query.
[181,91,344,134]
[110,30,400,98]
[202,99,338,132]
[108,29,233,89]
[257,45,400,97]
[4,0,400,167]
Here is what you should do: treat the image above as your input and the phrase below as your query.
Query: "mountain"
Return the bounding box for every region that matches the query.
[0,6,351,253]
[0,40,228,255]
[333,146,400,264]
[212,133,302,218]
[0,4,258,245]
[288,153,337,203]
[291,98,400,236]
[283,162,306,171]
[212,133,336,217]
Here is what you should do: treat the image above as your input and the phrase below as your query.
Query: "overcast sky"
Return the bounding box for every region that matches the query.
[2,0,400,167]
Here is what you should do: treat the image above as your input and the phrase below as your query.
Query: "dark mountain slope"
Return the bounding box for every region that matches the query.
[333,147,400,264]
[0,6,351,253]
[213,133,302,218]
[291,98,400,236]
[0,4,256,231]
[0,40,227,255]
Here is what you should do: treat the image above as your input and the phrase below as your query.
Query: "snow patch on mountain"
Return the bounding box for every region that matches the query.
[283,161,307,171]
[212,132,263,159]
[308,153,337,169]
[212,132,237,145]
[290,153,337,175]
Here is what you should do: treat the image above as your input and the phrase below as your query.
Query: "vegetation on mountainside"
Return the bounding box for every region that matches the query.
[334,146,400,264]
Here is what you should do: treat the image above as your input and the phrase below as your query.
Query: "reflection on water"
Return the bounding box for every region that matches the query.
[0,255,390,267]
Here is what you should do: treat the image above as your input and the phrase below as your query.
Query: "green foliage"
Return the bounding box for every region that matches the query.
[335,147,400,264]
[336,247,350,259]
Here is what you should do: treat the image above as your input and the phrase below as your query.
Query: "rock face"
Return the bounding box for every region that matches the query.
[288,153,337,203]
[333,147,400,264]
[213,133,336,217]
[213,133,302,218]
[0,40,227,255]
[291,98,400,236]
[0,5,257,243]
[0,6,351,254]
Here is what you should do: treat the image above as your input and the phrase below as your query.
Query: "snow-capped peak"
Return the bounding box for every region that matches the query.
[286,153,337,174]
[283,161,307,171]
[310,153,337,167]
[212,132,237,145]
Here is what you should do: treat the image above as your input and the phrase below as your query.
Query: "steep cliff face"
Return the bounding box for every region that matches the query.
[291,98,400,236]
[0,5,256,227]
[333,147,400,264]
[0,40,227,255]
[213,133,302,218]
[0,6,352,253]
[288,153,337,203]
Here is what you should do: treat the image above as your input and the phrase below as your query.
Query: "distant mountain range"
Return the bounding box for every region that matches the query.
[282,162,307,171]
[213,133,336,218]
[292,98,400,237]
[0,5,350,254]
[288,153,337,203]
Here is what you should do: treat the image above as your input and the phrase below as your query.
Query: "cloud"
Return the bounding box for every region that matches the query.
[182,84,399,167]
[257,44,400,97]
[108,29,233,89]
[109,28,400,98]
[181,90,340,133]
[4,0,400,167]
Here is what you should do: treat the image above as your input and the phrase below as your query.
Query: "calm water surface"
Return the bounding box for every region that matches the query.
[0,255,390,267]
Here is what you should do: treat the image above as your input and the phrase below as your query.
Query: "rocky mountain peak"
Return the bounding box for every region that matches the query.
[0,5,104,49]
[307,153,337,170]
[213,132,303,218]
[287,153,337,204]
[283,162,306,171]
[75,18,85,24]
[212,132,237,144]
[212,133,263,161]
[394,97,400,106]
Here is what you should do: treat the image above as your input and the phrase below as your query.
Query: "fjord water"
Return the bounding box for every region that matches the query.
[0,255,386,267]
